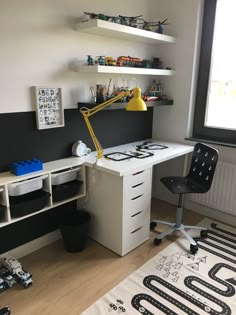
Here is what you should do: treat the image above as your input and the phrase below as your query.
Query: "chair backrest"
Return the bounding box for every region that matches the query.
[187,143,218,192]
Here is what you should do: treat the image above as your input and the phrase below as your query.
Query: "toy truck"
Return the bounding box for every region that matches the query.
[105,56,116,66]
[1,257,33,288]
[0,306,11,315]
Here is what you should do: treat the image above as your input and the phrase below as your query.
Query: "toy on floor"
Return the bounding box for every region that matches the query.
[1,257,33,289]
[0,306,11,315]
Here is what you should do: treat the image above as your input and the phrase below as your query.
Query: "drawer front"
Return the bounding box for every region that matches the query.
[126,181,147,200]
[123,222,149,255]
[124,168,151,188]
[124,168,152,217]
[125,207,149,233]
[125,192,150,217]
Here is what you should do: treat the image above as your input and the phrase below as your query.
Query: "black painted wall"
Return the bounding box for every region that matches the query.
[0,108,153,253]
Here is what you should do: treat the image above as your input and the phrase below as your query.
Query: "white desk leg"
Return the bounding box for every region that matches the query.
[182,153,190,207]
[183,153,189,176]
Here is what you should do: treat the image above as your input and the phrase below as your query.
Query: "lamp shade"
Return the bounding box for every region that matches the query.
[126,87,147,111]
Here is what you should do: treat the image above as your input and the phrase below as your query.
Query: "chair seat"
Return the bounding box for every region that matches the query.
[161,176,208,194]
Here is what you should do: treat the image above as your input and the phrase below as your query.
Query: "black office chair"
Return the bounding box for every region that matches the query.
[150,142,219,254]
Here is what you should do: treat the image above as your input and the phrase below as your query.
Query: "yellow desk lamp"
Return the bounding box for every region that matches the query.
[80,87,147,159]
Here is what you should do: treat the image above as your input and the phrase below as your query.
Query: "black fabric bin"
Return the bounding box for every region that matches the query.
[9,189,51,217]
[0,204,6,221]
[52,179,82,202]
[60,209,91,253]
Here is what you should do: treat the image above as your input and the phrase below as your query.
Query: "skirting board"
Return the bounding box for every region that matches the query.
[185,199,236,227]
[1,229,62,259]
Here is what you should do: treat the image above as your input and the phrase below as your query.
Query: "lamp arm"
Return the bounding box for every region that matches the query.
[80,91,131,159]
[83,114,104,159]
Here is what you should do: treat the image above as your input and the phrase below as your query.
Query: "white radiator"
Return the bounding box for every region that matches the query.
[190,161,236,216]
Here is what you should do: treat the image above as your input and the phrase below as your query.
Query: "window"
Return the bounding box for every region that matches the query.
[192,0,236,146]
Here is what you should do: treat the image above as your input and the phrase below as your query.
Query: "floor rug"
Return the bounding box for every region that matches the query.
[81,218,236,315]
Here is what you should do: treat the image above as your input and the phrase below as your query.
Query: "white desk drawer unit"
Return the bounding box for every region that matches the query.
[81,166,153,256]
[79,140,193,256]
[122,168,152,255]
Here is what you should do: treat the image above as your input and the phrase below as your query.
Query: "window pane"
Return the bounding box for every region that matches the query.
[205,0,236,130]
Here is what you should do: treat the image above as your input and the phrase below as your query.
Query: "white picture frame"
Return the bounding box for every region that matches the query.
[33,86,65,130]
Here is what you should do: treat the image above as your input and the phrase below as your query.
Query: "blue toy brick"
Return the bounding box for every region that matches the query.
[10,159,43,176]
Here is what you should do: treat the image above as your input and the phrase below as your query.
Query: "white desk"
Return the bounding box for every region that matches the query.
[79,140,193,256]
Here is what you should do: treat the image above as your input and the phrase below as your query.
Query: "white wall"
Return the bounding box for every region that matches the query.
[0,0,154,113]
[150,0,236,225]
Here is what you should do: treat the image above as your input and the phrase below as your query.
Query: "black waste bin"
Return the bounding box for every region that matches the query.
[60,209,91,253]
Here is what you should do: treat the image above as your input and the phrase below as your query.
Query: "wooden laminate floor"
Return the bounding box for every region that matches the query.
[0,199,204,315]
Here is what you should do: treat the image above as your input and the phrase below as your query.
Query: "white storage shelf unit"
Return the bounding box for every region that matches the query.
[0,157,86,228]
[76,19,176,76]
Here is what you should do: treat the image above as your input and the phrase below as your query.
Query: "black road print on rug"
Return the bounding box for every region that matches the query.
[131,222,236,315]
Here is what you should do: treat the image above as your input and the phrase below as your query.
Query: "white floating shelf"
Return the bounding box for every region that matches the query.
[76,19,176,44]
[77,65,175,76]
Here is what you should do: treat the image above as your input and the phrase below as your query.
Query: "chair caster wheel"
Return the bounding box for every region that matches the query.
[211,223,217,229]
[200,229,208,239]
[150,222,157,230]
[154,238,162,246]
[190,244,198,254]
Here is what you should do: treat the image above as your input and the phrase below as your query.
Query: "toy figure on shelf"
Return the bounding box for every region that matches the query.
[139,19,160,31]
[87,55,94,65]
[118,15,143,27]
[141,20,153,31]
[116,56,143,67]
[109,16,121,24]
[152,57,162,69]
[105,56,116,66]
[156,18,169,34]
[96,56,105,65]
[142,59,152,68]
[84,12,110,21]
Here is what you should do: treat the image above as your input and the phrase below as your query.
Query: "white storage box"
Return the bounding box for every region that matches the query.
[51,167,79,186]
[8,176,46,196]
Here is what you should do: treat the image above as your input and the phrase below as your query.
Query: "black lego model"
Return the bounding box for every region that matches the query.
[0,306,11,315]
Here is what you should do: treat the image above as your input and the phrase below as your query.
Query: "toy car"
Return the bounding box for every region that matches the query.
[0,306,11,315]
[105,57,116,66]
[0,269,17,288]
[1,257,33,288]
[0,278,8,292]
[17,270,33,288]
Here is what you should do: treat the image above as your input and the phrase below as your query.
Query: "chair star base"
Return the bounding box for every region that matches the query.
[151,219,207,247]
